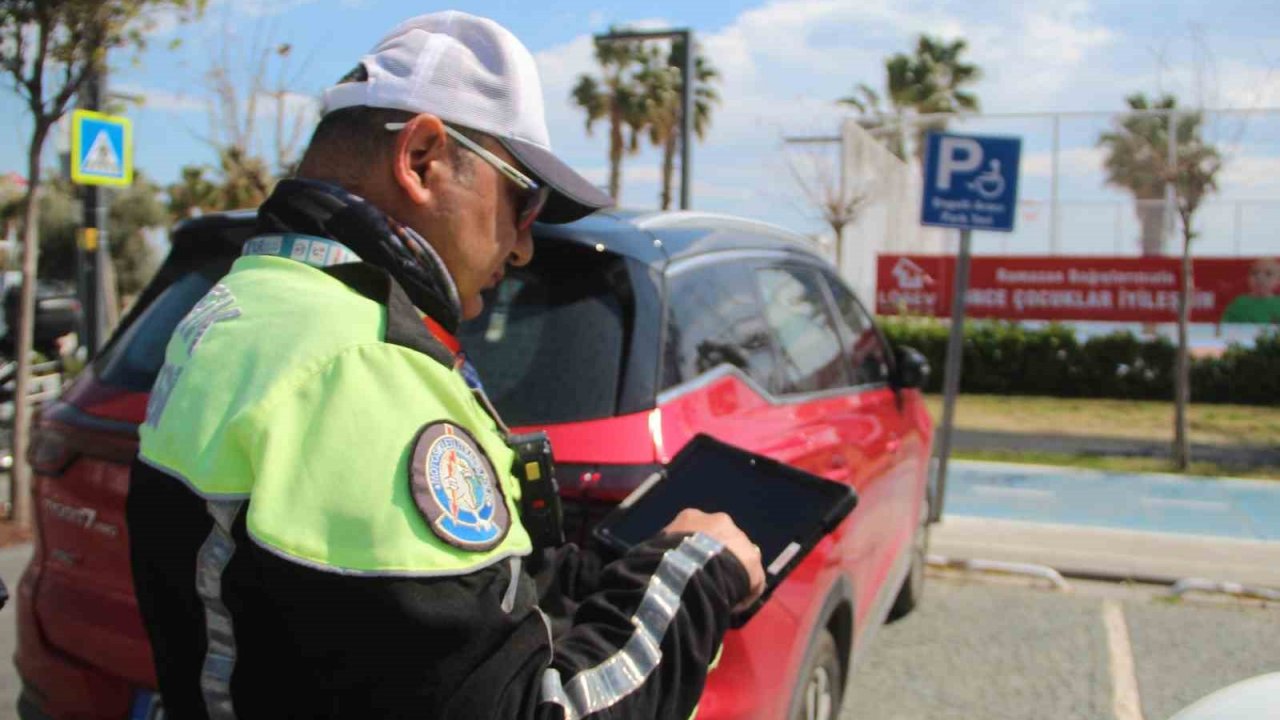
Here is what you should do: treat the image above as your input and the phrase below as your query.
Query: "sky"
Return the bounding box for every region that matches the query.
[2,0,1279,257]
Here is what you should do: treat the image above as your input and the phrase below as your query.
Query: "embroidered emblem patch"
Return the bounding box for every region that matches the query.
[410,422,509,551]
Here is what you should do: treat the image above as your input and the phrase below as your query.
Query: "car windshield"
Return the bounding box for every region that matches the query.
[458,240,631,427]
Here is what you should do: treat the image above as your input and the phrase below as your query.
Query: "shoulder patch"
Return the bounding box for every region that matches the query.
[409,421,510,551]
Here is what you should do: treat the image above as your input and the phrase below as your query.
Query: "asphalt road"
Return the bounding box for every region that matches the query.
[844,570,1280,720]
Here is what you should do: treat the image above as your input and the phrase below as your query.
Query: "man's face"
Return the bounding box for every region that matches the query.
[436,140,536,319]
[393,120,536,321]
[1248,259,1280,297]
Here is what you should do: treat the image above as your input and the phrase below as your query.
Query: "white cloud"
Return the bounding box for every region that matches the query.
[1022,147,1107,178]
[1218,155,1280,194]
[532,0,1276,235]
[1217,61,1280,109]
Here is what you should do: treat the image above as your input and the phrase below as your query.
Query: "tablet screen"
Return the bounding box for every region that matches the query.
[597,435,857,578]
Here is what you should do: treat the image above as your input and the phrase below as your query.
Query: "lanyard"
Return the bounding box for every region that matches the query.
[241,233,361,269]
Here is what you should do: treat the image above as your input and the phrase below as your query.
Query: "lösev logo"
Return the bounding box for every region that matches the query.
[409,421,510,551]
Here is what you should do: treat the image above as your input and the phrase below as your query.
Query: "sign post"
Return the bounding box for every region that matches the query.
[920,132,1021,522]
[70,104,132,354]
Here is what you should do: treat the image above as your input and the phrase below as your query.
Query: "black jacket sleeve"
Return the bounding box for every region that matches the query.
[529,533,749,719]
[229,525,749,720]
[525,543,607,639]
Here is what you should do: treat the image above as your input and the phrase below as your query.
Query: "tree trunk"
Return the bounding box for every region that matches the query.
[1173,221,1193,470]
[607,105,623,202]
[660,130,677,210]
[1136,200,1166,256]
[12,122,50,527]
[830,221,846,271]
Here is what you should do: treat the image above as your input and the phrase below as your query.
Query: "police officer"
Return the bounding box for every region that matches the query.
[126,11,765,719]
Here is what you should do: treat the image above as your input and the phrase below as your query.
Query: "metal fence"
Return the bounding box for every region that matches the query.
[788,107,1280,304]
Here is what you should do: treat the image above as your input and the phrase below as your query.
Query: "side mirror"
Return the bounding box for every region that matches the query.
[892,345,930,390]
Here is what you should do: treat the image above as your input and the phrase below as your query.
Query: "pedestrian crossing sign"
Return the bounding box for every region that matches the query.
[71,109,133,187]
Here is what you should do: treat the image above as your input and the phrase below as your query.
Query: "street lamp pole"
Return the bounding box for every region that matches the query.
[593,28,694,210]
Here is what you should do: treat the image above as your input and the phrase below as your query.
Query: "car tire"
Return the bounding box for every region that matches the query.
[887,498,930,622]
[790,628,843,720]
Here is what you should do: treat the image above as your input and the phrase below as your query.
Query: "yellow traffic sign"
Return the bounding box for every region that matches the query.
[71,109,133,187]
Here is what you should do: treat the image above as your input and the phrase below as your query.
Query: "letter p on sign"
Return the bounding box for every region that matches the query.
[936,136,982,190]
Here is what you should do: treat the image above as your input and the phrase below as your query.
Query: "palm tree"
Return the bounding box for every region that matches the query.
[217,147,273,210]
[1097,93,1196,257]
[1098,92,1222,470]
[637,39,720,210]
[909,36,981,153]
[571,33,649,202]
[840,35,980,166]
[167,165,220,220]
[838,83,905,160]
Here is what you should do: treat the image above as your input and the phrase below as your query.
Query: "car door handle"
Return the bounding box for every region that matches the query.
[829,454,848,469]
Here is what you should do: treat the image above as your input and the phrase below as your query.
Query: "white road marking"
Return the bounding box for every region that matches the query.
[1103,599,1145,720]
[1139,497,1230,511]
[969,485,1056,500]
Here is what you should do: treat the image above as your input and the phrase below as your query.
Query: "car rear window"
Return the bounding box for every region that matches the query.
[94,266,226,392]
[459,241,631,427]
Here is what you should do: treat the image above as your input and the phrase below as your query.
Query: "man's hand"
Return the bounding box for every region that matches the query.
[663,509,766,613]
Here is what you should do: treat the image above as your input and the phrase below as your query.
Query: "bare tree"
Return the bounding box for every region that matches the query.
[0,0,203,527]
[785,143,871,270]
[198,21,317,205]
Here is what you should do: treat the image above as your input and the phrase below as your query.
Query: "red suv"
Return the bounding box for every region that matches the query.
[16,209,933,720]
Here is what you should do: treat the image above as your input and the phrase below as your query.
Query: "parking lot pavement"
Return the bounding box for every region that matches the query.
[1,543,1272,720]
[0,543,32,720]
[844,571,1279,720]
[1125,599,1280,720]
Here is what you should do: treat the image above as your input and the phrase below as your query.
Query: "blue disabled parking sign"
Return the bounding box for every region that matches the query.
[921,132,1020,233]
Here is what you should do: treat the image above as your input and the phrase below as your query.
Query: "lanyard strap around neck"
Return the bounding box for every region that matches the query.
[242,234,361,269]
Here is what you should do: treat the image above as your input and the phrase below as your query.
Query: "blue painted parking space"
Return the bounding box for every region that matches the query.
[945,460,1280,541]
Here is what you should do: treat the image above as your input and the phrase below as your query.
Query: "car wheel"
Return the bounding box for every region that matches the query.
[790,628,842,720]
[887,498,930,622]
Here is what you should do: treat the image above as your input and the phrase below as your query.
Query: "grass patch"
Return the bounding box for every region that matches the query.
[952,449,1280,481]
[924,394,1280,448]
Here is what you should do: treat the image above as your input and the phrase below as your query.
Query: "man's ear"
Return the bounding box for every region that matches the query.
[392,113,449,206]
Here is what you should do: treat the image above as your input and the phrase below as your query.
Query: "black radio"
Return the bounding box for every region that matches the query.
[508,431,564,550]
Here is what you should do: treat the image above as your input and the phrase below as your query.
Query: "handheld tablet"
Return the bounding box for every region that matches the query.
[592,434,858,627]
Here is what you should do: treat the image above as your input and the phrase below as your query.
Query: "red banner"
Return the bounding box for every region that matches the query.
[876,255,1280,324]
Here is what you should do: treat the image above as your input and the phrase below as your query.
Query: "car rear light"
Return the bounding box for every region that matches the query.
[29,426,75,477]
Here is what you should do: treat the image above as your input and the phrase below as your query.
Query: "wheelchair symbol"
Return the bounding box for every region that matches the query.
[967,159,1005,199]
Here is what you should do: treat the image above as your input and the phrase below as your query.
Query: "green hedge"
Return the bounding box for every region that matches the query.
[880,318,1280,406]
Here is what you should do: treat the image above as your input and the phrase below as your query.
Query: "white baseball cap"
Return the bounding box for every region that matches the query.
[322,10,612,224]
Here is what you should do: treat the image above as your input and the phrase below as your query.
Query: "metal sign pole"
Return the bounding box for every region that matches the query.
[77,69,110,355]
[678,30,693,210]
[931,228,973,520]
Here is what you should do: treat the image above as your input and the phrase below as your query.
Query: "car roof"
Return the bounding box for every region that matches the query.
[177,207,827,270]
